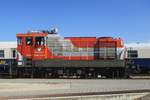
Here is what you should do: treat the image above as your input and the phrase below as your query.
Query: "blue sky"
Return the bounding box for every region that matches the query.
[0,0,150,42]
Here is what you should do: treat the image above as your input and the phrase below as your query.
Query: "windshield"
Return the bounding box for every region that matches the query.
[35,37,45,46]
[26,37,33,46]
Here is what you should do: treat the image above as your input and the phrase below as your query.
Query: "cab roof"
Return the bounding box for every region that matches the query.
[17,32,48,37]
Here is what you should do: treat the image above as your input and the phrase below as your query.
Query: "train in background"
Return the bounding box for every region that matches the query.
[0,28,150,78]
[125,43,150,75]
[0,42,16,78]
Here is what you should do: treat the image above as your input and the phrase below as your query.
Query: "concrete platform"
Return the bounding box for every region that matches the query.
[0,79,150,99]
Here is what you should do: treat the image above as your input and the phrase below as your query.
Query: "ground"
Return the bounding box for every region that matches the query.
[0,79,150,99]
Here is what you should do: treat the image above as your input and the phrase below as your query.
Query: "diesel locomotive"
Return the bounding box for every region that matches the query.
[16,29,128,78]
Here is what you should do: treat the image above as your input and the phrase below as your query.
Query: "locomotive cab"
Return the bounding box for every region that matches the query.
[17,32,48,66]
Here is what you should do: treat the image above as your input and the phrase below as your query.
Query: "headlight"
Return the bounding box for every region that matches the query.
[37,48,42,51]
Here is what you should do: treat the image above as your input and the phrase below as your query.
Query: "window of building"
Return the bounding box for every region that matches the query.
[0,50,4,58]
[127,50,138,58]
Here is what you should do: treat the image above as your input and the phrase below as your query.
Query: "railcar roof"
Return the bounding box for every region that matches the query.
[125,42,150,48]
[0,41,17,48]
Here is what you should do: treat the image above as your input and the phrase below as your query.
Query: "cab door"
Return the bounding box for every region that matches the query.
[24,37,34,59]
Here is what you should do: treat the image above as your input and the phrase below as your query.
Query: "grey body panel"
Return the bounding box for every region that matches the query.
[33,60,125,68]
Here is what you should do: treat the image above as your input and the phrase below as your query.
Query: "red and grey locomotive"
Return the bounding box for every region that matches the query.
[16,29,126,78]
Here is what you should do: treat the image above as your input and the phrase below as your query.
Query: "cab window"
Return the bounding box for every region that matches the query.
[35,37,45,46]
[17,37,22,45]
[26,37,33,45]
